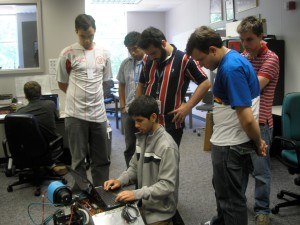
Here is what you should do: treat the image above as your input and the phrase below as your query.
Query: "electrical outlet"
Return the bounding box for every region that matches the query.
[49,58,57,75]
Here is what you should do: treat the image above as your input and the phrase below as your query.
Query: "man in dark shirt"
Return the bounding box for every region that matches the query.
[17,81,66,175]
[136,27,211,147]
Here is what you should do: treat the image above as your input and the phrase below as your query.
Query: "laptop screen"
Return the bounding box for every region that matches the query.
[40,94,59,113]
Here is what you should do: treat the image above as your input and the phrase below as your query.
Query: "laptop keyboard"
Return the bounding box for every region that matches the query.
[95,188,124,209]
[97,189,117,205]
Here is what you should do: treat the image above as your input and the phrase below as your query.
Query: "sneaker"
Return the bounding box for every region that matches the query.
[255,214,270,225]
[201,221,211,225]
[51,165,68,176]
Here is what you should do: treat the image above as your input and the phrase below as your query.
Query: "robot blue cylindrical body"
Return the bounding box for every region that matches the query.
[48,181,72,205]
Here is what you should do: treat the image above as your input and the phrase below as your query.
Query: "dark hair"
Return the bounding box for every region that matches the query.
[237,16,263,36]
[75,14,96,31]
[24,81,41,101]
[128,95,159,120]
[186,26,223,56]
[124,31,141,47]
[138,26,166,49]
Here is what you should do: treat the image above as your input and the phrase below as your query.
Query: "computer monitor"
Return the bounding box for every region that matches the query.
[40,94,59,113]
[223,39,244,53]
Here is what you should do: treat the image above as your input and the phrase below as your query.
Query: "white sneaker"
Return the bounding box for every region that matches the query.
[255,214,270,225]
[201,221,211,225]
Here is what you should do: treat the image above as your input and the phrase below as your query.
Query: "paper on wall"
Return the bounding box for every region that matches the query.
[50,75,59,90]
[15,75,52,97]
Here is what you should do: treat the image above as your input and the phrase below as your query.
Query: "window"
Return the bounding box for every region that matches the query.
[85,2,128,77]
[0,14,18,69]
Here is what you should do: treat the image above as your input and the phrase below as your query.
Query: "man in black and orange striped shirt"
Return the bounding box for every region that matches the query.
[136,27,210,147]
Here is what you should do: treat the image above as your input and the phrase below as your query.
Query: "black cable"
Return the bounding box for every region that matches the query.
[121,204,140,223]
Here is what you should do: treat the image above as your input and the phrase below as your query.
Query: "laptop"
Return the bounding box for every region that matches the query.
[66,166,126,210]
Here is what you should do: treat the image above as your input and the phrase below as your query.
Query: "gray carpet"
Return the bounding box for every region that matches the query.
[0,115,299,225]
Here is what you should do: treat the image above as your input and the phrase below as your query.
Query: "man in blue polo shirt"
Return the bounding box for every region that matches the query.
[186,26,267,225]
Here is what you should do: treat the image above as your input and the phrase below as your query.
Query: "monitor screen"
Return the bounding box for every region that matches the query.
[227,40,244,53]
[40,94,59,113]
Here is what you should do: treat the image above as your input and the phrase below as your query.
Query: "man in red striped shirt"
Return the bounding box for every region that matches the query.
[237,16,279,225]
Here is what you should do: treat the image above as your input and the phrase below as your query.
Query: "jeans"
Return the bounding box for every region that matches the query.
[210,143,254,225]
[242,124,272,214]
[65,117,110,187]
[121,112,137,167]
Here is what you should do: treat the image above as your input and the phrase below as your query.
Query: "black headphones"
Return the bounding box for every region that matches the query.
[121,204,140,223]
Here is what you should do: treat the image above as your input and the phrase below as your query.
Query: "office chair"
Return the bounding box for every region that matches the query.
[193,91,213,136]
[2,113,67,196]
[103,79,115,115]
[271,92,300,214]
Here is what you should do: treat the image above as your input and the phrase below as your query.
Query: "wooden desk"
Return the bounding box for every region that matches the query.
[272,105,282,116]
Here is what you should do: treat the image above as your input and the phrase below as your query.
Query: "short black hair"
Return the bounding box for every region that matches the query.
[24,81,41,101]
[138,26,166,49]
[75,14,96,31]
[124,31,141,47]
[186,26,223,56]
[128,95,159,120]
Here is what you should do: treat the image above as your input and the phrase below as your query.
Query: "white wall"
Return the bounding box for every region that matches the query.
[0,0,299,109]
[166,0,210,43]
[164,0,300,119]
[127,12,165,33]
[166,0,300,95]
[0,0,84,108]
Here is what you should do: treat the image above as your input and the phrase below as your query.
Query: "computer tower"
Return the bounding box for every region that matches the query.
[264,39,285,106]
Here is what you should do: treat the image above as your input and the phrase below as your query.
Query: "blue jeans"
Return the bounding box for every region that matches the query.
[242,124,272,214]
[121,112,137,167]
[210,142,254,225]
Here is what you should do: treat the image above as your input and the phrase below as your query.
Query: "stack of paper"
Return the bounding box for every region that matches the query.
[0,94,12,105]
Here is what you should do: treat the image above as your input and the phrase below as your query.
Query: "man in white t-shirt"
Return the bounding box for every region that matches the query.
[56,14,112,186]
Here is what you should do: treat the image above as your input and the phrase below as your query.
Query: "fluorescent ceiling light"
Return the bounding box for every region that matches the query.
[91,0,143,4]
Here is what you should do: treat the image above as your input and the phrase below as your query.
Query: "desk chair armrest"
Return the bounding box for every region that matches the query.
[49,135,63,149]
[273,136,300,170]
[2,138,10,158]
[273,136,297,150]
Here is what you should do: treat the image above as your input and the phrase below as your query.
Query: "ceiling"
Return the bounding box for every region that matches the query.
[0,0,185,14]
[113,0,185,12]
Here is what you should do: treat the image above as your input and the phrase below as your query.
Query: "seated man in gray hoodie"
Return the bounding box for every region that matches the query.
[104,95,179,225]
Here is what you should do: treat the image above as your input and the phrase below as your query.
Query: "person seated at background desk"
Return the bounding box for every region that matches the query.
[104,95,179,225]
[17,81,67,176]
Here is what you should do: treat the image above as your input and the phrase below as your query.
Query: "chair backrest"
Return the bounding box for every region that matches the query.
[103,79,115,100]
[202,91,214,105]
[282,92,300,143]
[4,113,50,168]
[196,91,214,112]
